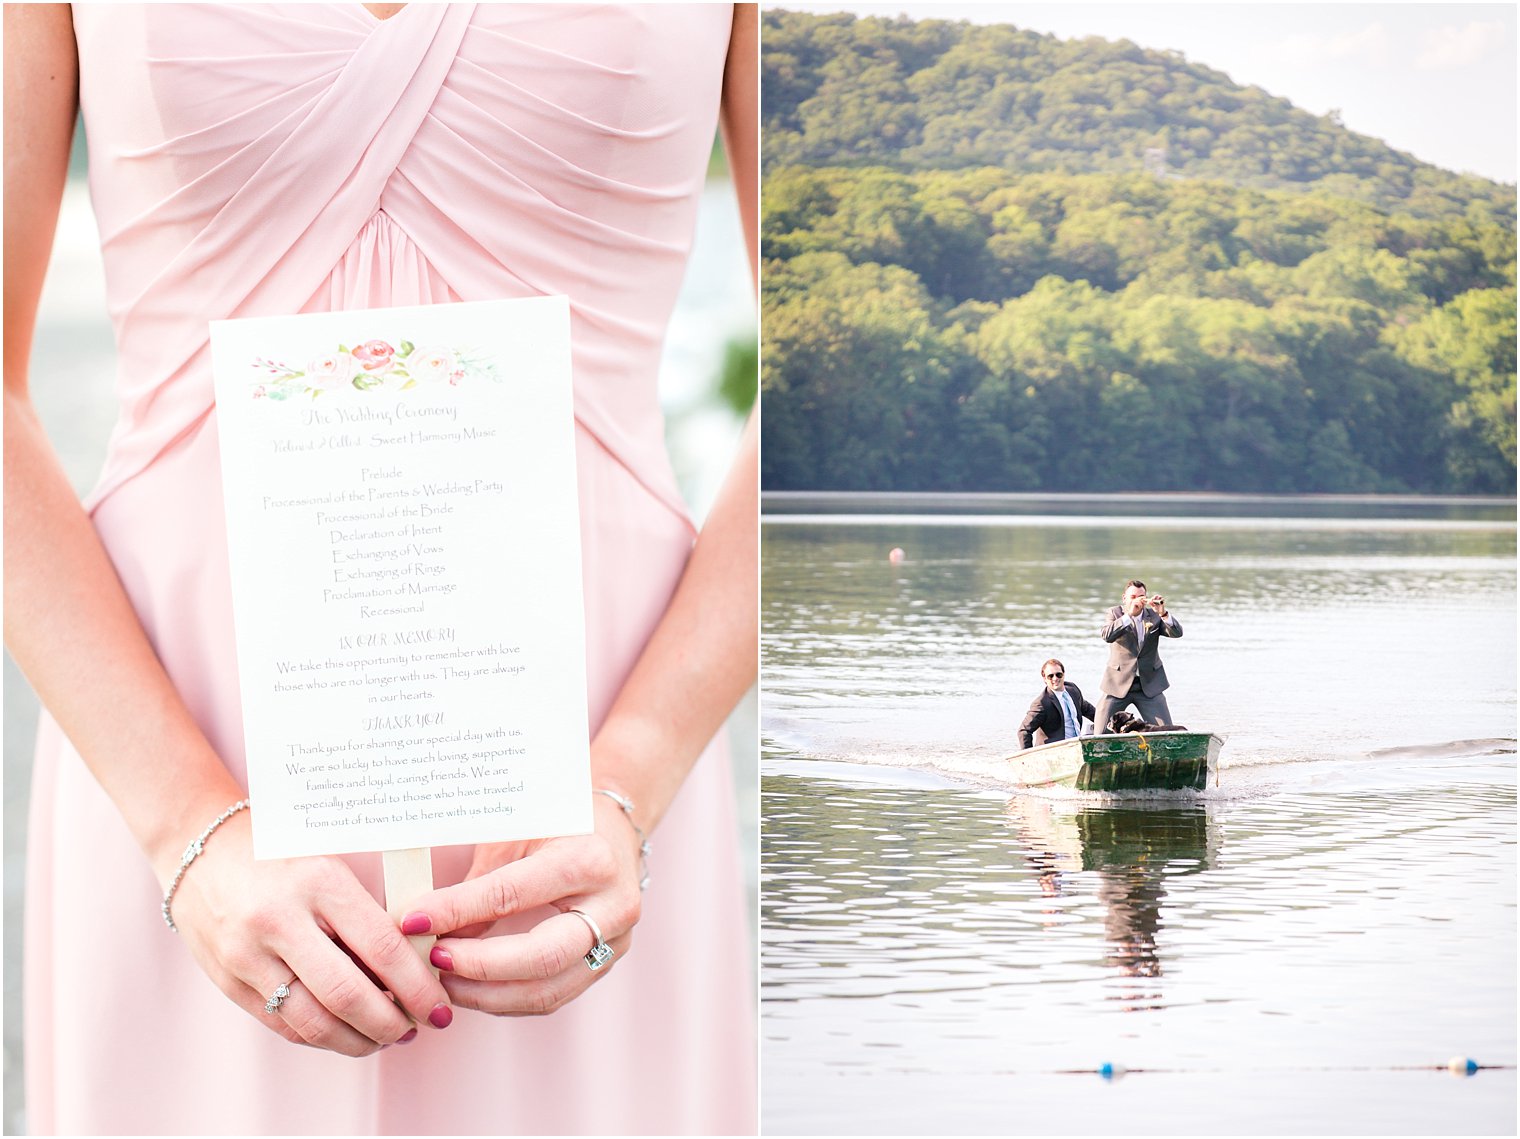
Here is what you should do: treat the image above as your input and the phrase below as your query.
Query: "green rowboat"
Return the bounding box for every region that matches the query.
[1007,731,1223,791]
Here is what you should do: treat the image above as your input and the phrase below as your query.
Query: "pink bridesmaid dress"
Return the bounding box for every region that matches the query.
[25,5,754,1134]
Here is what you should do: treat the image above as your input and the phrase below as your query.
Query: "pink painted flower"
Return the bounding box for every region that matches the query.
[352,339,397,373]
[411,346,459,384]
[306,353,355,389]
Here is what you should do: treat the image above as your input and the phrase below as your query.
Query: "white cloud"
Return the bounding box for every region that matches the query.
[1266,22,1391,70]
[1415,20,1507,71]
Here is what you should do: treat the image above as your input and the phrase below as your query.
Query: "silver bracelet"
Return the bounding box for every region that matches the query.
[595,788,651,891]
[161,799,249,932]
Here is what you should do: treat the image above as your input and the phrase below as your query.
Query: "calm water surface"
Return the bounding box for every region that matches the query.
[761,508,1516,1135]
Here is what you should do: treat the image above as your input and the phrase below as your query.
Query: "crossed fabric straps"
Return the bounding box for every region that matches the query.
[90,5,478,509]
[83,4,722,529]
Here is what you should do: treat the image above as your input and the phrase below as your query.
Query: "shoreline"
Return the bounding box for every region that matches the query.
[762,490,1517,521]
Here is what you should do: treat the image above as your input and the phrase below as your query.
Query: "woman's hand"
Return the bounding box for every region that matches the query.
[168,811,455,1056]
[398,794,643,1016]
[389,6,758,1019]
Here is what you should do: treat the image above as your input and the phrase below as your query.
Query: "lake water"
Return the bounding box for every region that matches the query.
[760,500,1516,1135]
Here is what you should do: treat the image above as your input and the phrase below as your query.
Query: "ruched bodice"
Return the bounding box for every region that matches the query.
[74,3,730,524]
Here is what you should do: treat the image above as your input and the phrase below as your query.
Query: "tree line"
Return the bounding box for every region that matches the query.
[762,168,1515,493]
[760,11,1516,494]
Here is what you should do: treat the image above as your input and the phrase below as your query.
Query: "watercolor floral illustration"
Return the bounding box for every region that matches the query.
[251,338,498,399]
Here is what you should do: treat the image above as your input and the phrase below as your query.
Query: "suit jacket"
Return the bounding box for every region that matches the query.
[1018,682,1096,750]
[1100,605,1182,698]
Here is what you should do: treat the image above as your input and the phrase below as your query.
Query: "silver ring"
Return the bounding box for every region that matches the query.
[263,977,297,1015]
[567,908,615,972]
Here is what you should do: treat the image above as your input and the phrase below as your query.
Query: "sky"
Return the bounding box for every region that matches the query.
[774,3,1518,185]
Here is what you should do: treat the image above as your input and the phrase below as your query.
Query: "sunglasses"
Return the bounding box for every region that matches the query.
[1044,671,1064,679]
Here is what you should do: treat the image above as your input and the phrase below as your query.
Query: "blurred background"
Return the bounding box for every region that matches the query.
[2,128,757,1135]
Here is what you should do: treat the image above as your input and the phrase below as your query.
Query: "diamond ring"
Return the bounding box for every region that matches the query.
[264,977,297,1015]
[566,909,615,971]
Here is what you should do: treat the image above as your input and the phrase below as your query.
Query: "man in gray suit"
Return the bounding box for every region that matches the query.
[1095,579,1182,732]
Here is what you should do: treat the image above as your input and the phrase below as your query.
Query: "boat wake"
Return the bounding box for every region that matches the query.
[762,731,1517,800]
[1366,737,1516,761]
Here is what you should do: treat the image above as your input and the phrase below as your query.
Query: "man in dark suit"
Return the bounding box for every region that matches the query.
[1095,578,1182,731]
[1018,658,1096,750]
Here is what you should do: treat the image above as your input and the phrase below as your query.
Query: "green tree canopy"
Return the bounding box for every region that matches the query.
[760,11,1517,495]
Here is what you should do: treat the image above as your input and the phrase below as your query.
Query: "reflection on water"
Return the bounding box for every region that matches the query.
[1017,802,1219,996]
[762,509,1516,1135]
[765,784,1231,1011]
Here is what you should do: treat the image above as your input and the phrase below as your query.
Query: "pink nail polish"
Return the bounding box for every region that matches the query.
[429,1004,453,1029]
[401,912,432,935]
[430,946,454,971]
[397,1028,418,1044]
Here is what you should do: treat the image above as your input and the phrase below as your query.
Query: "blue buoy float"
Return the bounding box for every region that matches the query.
[1098,1062,1126,1081]
[1447,1056,1479,1077]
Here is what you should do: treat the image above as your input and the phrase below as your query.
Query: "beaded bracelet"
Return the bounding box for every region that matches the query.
[595,788,651,891]
[161,799,250,932]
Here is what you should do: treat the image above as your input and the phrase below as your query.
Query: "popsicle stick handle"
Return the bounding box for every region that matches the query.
[382,847,436,968]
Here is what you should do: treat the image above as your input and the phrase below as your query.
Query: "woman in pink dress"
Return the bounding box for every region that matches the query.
[5,4,757,1133]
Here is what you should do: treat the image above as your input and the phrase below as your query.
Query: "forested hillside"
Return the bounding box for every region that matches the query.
[761,11,1517,494]
[762,10,1513,222]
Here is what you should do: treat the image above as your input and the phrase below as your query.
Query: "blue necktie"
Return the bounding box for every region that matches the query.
[1059,690,1078,739]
